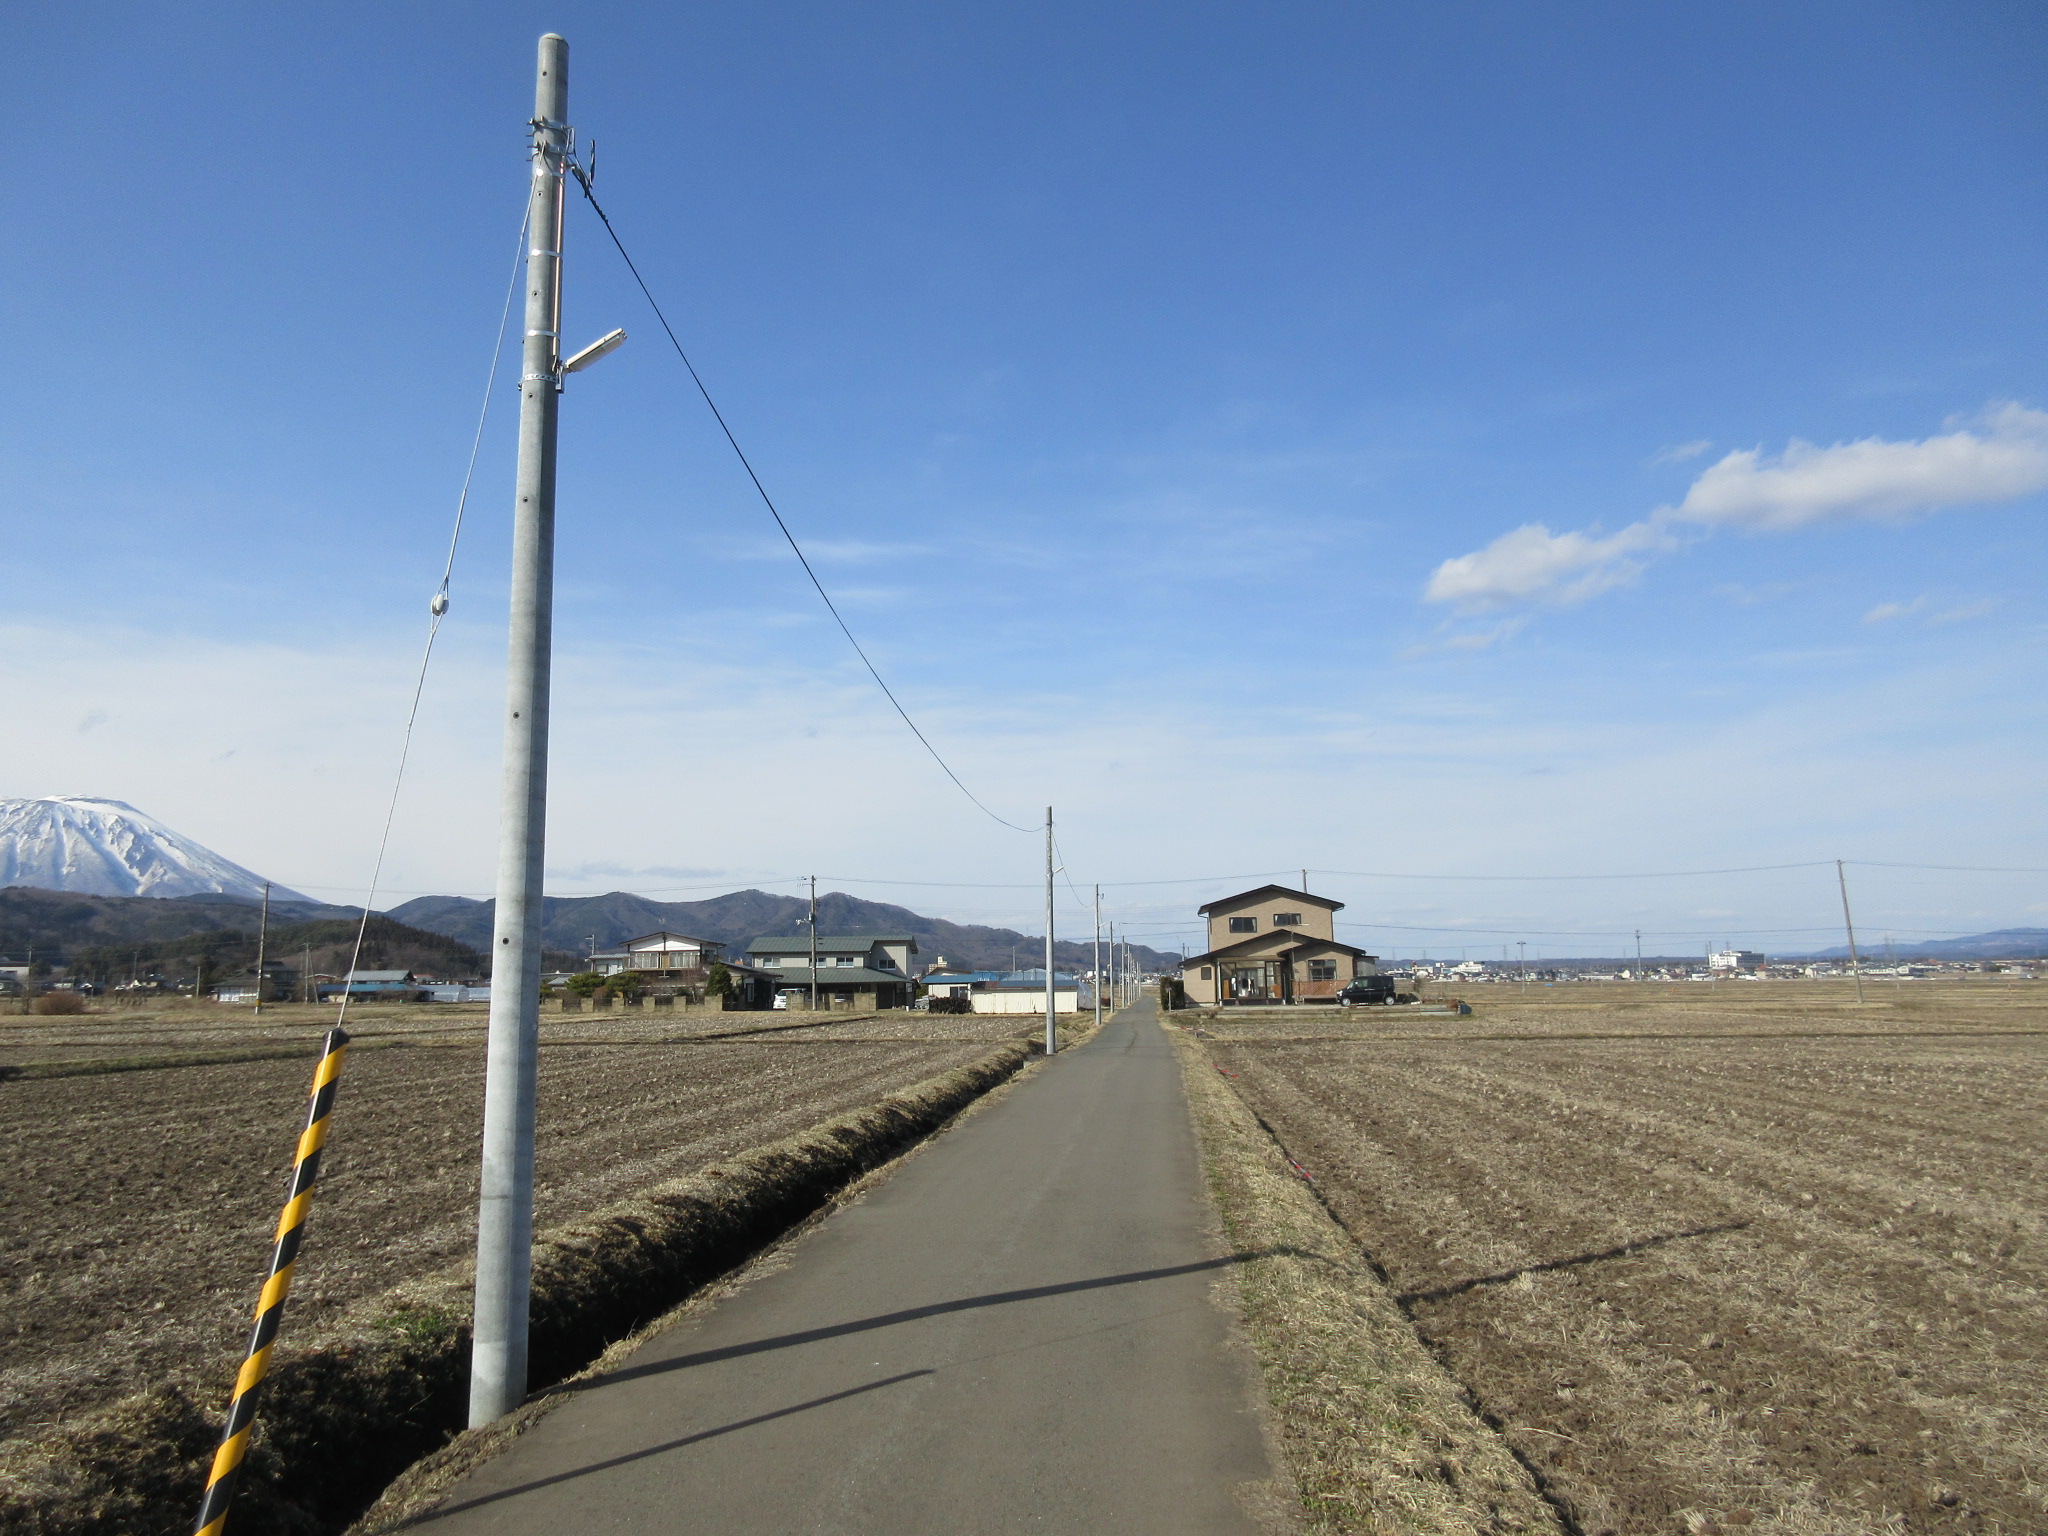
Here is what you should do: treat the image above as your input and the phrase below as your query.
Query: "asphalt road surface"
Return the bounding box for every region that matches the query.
[414,1001,1285,1534]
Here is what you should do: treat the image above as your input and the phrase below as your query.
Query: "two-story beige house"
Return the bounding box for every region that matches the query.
[1178,884,1376,1005]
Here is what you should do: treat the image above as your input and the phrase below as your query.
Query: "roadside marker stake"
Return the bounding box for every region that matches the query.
[193,1027,350,1536]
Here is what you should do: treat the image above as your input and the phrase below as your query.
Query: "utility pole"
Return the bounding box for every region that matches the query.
[1043,808,1056,1056]
[808,876,819,1013]
[1093,884,1102,1028]
[303,941,313,1005]
[1834,858,1865,1003]
[1635,928,1642,982]
[472,32,571,1430]
[252,882,272,1016]
[1517,940,1527,991]
[1107,922,1115,1010]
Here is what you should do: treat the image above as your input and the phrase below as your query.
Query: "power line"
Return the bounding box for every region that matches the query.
[1314,860,1834,882]
[566,166,1032,834]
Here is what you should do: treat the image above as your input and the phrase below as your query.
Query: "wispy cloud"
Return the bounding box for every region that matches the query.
[1864,595,1997,627]
[1426,405,2048,616]
[1651,439,1712,465]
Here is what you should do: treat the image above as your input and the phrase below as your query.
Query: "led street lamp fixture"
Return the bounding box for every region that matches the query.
[562,328,627,374]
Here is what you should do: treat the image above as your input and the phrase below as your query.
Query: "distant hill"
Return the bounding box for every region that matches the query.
[0,887,482,982]
[1804,928,2048,961]
[387,889,1180,975]
[0,886,359,960]
[0,797,303,900]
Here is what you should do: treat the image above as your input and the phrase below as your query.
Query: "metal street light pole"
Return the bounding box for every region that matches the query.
[1043,808,1056,1056]
[471,32,570,1429]
[1093,884,1102,1029]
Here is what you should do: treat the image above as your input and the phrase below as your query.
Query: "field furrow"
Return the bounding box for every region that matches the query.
[1208,994,2047,1536]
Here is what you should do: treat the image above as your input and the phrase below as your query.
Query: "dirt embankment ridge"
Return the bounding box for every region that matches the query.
[0,1038,1031,1536]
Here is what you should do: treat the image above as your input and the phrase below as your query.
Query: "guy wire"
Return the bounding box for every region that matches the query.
[334,202,530,1024]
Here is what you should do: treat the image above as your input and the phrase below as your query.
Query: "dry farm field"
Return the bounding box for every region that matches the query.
[1197,981,2048,1536]
[0,1001,1039,1448]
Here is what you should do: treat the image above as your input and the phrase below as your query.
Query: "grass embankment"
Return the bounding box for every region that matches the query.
[1172,1023,1565,1536]
[0,1040,1032,1536]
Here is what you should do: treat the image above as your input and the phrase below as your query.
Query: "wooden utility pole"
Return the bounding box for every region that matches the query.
[252,881,272,1016]
[1836,860,1866,1003]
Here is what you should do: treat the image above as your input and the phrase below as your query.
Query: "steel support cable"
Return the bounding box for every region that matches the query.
[565,167,1033,835]
[332,206,529,1025]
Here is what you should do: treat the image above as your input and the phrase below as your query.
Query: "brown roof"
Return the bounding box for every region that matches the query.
[1180,932,1376,967]
[1196,884,1345,917]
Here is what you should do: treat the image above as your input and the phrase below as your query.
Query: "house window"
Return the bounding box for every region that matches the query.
[1228,917,1257,933]
[834,956,856,966]
[1274,912,1303,927]
[1199,966,1213,980]
[1307,960,1337,982]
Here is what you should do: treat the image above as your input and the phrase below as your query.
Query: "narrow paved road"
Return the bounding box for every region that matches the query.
[416,1002,1284,1534]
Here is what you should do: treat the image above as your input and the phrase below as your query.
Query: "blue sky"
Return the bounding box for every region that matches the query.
[6,1,2045,955]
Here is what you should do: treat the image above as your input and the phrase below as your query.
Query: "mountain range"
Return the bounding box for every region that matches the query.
[1802,928,2048,962]
[387,889,1178,975]
[0,800,1176,972]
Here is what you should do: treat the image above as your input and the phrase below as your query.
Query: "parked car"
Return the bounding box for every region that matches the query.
[1337,975,1398,1006]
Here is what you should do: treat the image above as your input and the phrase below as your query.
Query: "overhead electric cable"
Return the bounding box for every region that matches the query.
[1312,860,1835,882]
[1849,860,2048,874]
[567,167,1033,834]
[332,204,530,1023]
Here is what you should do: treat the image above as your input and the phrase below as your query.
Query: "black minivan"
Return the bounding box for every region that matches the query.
[1337,974,1397,1006]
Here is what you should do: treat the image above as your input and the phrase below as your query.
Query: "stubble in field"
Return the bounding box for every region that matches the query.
[1203,989,2047,1535]
[0,1006,1026,1445]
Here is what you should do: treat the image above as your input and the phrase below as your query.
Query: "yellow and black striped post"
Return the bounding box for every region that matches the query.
[193,1027,349,1536]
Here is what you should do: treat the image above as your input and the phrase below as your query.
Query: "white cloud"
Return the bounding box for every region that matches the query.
[1673,404,2048,532]
[1423,520,1675,612]
[1426,405,2048,616]
[1863,598,1925,625]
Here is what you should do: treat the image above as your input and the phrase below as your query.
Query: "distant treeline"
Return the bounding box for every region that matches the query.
[69,915,485,983]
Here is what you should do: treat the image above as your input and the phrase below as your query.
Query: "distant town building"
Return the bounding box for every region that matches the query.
[746,933,919,1009]
[318,969,429,1001]
[590,931,725,975]
[1178,885,1376,1005]
[1709,950,1767,972]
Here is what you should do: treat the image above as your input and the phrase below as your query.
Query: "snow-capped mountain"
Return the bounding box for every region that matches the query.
[0,796,303,901]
